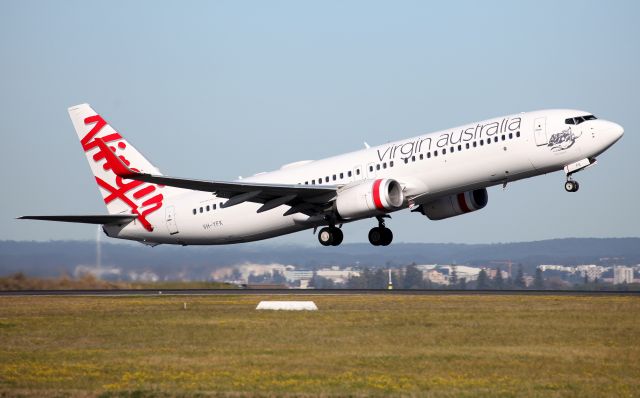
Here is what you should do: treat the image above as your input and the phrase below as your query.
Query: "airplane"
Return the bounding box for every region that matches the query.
[19,104,624,247]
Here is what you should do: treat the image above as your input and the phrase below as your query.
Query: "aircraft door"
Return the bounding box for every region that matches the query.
[165,206,179,235]
[534,117,548,146]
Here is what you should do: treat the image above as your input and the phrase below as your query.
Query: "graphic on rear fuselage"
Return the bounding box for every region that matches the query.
[548,127,581,152]
[81,115,163,231]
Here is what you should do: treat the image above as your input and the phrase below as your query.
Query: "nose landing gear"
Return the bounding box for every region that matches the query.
[368,216,393,246]
[564,179,579,192]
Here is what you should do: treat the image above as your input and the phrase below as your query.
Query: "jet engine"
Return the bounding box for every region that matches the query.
[416,188,488,220]
[336,178,404,219]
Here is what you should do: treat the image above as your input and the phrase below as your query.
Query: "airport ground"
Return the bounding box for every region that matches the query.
[0,294,638,397]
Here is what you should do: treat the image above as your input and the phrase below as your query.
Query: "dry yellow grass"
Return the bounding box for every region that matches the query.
[0,294,638,397]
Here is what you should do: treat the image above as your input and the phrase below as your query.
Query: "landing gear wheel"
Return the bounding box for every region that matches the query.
[318,227,333,246]
[380,227,393,246]
[331,227,343,246]
[318,226,344,247]
[368,227,383,246]
[564,180,579,192]
[368,227,393,246]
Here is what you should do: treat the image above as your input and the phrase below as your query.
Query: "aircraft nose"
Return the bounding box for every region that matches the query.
[610,122,624,141]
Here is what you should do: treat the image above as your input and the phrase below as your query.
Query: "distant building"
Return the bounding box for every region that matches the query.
[613,266,634,284]
[315,267,360,284]
[284,270,314,282]
[576,265,608,282]
[486,268,509,280]
[424,270,449,285]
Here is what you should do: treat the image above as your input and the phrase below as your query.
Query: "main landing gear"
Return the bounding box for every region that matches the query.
[368,216,393,246]
[318,226,343,246]
[564,178,580,192]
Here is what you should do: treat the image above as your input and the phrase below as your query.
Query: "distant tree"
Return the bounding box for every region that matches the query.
[404,263,424,289]
[309,273,335,289]
[506,276,514,289]
[391,269,404,289]
[271,270,286,284]
[458,277,467,290]
[450,266,458,286]
[347,268,370,289]
[515,265,526,289]
[372,269,387,289]
[477,269,489,289]
[534,267,545,289]
[494,267,504,290]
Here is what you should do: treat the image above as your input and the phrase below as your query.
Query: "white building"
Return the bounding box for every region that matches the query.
[424,270,449,285]
[315,267,360,284]
[576,264,608,282]
[613,266,634,284]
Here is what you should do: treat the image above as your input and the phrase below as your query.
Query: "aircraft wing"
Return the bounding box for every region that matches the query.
[17,214,138,225]
[95,138,337,215]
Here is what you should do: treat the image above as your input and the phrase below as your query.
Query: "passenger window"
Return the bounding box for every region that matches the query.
[390,161,394,167]
[458,145,462,151]
[501,135,506,141]
[466,143,470,149]
[312,180,315,185]
[427,152,431,158]
[443,148,447,154]
[325,176,329,183]
[376,164,380,170]
[473,142,477,147]
[213,204,217,210]
[434,150,438,156]
[199,207,203,213]
[494,136,498,143]
[333,175,336,181]
[487,138,491,145]
[369,166,373,172]
[450,147,454,153]
[419,154,423,160]
[509,133,513,139]
[480,140,484,146]
[340,172,344,178]
[383,163,387,169]
[348,171,352,177]
[356,169,360,175]
[206,205,210,212]
[516,131,521,137]
[304,181,308,185]
[192,209,196,215]
[404,158,409,164]
[412,156,416,162]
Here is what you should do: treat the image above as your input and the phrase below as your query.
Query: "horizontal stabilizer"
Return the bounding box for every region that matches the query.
[18,215,137,225]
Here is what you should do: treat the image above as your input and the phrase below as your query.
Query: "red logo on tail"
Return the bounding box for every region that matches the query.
[82,115,162,231]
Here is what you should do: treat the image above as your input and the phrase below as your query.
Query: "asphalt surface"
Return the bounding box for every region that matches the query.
[1,289,639,297]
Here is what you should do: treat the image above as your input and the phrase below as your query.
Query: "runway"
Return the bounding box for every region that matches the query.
[1,289,638,297]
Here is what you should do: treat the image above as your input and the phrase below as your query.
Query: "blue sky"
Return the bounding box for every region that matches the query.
[1,0,638,244]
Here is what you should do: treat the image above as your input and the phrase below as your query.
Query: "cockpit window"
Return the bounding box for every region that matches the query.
[565,114,597,125]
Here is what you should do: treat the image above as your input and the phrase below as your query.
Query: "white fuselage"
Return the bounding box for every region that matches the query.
[104,109,623,245]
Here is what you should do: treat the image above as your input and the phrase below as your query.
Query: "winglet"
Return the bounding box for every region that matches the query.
[94,138,139,178]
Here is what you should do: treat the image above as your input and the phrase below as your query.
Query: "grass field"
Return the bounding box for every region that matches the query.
[0,294,638,397]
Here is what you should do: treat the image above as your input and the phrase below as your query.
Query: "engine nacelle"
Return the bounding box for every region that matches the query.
[417,188,488,220]
[336,179,404,219]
